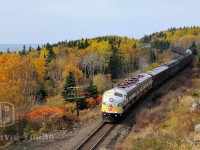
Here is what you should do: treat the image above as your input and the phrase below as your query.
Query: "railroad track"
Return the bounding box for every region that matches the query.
[75,122,114,150]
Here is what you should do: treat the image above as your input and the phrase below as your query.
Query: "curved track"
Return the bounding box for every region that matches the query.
[75,122,114,150]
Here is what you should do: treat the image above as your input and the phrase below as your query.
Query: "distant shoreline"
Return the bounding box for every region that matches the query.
[0,44,43,52]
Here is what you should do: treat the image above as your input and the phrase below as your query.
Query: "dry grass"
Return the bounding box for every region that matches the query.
[135,105,166,129]
[118,132,193,150]
[79,105,101,123]
[180,96,195,107]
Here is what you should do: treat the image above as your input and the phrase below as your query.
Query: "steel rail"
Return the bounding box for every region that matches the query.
[75,122,106,150]
[89,124,114,150]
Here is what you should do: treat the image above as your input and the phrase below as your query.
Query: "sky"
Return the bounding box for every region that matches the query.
[0,0,200,44]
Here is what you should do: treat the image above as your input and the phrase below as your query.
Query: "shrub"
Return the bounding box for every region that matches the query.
[93,74,112,93]
[144,62,160,72]
[86,97,96,108]
[95,94,103,105]
[79,109,100,123]
[65,102,76,113]
[180,96,195,107]
[27,107,78,133]
[28,107,65,123]
[136,106,166,129]
[31,104,42,110]
[85,94,103,109]
[39,113,79,133]
[46,95,66,108]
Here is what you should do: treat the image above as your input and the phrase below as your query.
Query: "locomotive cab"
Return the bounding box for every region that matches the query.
[102,89,126,122]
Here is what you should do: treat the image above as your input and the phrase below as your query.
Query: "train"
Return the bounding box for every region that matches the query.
[101,49,193,122]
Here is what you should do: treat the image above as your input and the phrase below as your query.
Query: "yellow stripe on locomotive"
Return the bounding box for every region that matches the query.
[102,104,123,113]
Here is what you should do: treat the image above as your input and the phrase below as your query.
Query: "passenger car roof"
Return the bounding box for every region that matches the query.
[146,66,168,76]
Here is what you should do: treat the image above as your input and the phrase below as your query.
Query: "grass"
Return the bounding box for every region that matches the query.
[128,133,191,150]
[79,105,101,123]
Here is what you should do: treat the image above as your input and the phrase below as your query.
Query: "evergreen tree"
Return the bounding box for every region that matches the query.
[21,45,26,55]
[37,83,47,101]
[7,48,10,54]
[36,45,41,51]
[29,46,32,52]
[189,41,198,55]
[46,43,52,51]
[109,45,122,79]
[85,38,89,48]
[0,51,3,55]
[62,72,76,103]
[46,43,56,63]
[47,48,55,62]
[44,59,50,80]
[85,80,98,98]
[77,99,87,110]
[23,45,26,51]
[149,49,156,63]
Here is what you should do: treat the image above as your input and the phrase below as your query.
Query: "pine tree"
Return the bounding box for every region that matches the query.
[189,41,198,55]
[21,45,26,55]
[85,38,89,48]
[47,48,55,62]
[46,43,56,62]
[85,80,98,98]
[7,48,10,54]
[62,72,76,103]
[46,43,52,51]
[37,83,47,101]
[109,45,122,79]
[29,46,32,52]
[23,45,26,51]
[36,45,41,51]
[149,49,156,63]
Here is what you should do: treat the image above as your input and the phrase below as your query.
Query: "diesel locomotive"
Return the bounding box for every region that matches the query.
[101,49,193,122]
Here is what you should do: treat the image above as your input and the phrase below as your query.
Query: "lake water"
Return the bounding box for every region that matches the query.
[0,44,43,52]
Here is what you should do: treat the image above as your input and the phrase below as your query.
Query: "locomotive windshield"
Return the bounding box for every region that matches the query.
[114,92,123,97]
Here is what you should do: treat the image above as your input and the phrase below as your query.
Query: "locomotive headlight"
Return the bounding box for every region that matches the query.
[109,98,114,102]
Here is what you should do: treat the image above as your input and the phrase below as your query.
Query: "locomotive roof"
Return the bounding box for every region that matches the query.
[146,66,168,76]
[113,73,152,94]
[105,88,127,95]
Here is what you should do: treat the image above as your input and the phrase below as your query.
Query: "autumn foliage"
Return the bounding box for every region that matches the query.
[28,107,66,123]
[86,97,96,108]
[25,106,78,133]
[86,94,103,108]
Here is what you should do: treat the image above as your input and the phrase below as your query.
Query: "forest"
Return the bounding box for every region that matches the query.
[141,26,200,54]
[1,26,200,147]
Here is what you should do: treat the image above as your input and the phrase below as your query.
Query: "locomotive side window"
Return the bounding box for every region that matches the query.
[114,92,123,97]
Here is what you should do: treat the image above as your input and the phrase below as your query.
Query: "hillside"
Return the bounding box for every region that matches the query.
[141,26,200,53]
[118,62,200,149]
[1,27,200,149]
